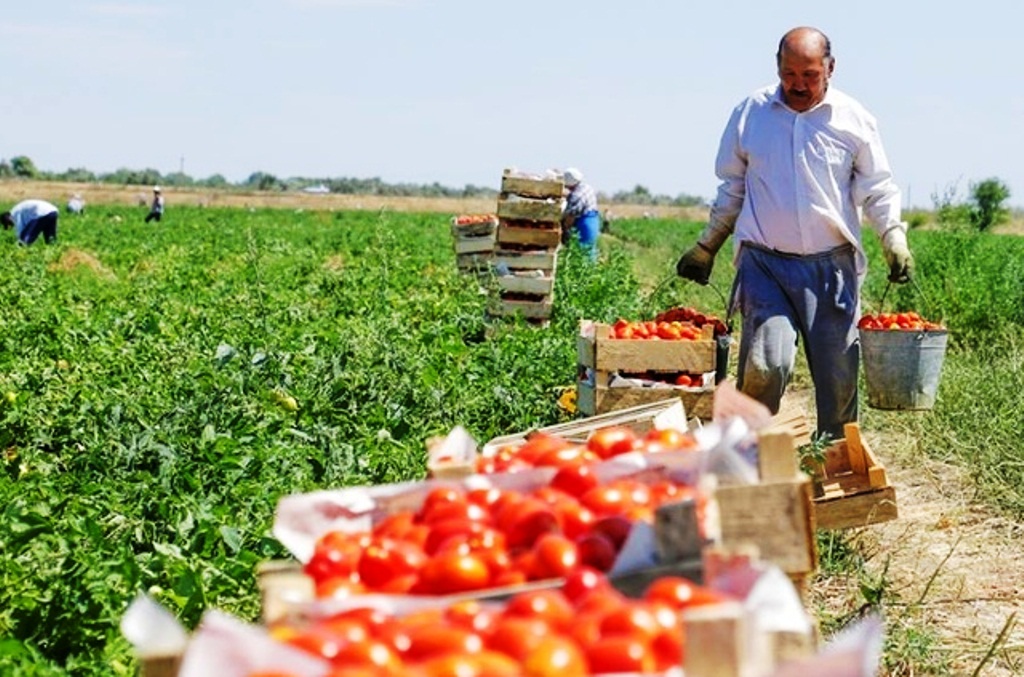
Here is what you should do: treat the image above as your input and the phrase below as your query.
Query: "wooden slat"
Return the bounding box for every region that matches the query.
[496,273,554,296]
[496,223,562,248]
[453,237,495,254]
[814,485,898,530]
[494,248,558,271]
[500,173,564,199]
[717,478,817,576]
[843,423,868,477]
[576,381,714,420]
[593,336,717,373]
[496,198,563,222]
[489,294,554,319]
[757,431,799,481]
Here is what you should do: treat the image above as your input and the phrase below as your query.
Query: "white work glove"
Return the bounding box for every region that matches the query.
[676,223,731,285]
[882,227,913,284]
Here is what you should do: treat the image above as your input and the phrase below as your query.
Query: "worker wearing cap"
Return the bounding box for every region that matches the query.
[561,167,601,260]
[1,199,59,245]
[145,186,165,223]
[675,26,913,439]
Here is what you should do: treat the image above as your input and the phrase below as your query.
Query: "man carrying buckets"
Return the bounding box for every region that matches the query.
[675,26,913,439]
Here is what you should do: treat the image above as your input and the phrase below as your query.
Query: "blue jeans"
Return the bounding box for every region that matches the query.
[20,213,58,245]
[731,242,859,439]
[574,210,601,261]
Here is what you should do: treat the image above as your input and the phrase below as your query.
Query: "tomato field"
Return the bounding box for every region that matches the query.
[2,204,1024,675]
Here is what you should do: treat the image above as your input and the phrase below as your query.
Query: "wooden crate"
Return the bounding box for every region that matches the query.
[495,256,557,295]
[452,236,495,255]
[450,218,497,238]
[497,221,562,248]
[577,381,714,419]
[489,292,553,320]
[811,422,898,530]
[494,247,558,272]
[716,432,818,579]
[455,252,493,273]
[578,321,718,374]
[496,197,563,223]
[500,170,564,199]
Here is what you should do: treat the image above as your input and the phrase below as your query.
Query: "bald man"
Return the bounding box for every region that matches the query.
[676,26,913,438]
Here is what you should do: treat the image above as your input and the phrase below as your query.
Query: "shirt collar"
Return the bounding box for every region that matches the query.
[771,83,834,114]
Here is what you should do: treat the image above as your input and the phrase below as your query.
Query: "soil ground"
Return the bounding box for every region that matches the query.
[787,389,1024,676]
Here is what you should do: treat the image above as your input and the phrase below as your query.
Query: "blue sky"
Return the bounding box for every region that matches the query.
[3,1,1023,207]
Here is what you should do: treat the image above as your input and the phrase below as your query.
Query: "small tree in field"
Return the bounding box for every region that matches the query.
[969,178,1011,232]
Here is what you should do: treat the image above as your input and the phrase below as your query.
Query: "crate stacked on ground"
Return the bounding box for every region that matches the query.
[450,213,498,276]
[489,168,564,321]
[576,314,724,419]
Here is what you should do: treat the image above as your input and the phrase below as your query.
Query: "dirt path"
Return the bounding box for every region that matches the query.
[788,391,1024,675]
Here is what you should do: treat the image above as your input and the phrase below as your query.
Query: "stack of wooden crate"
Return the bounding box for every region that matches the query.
[450,214,498,277]
[576,320,719,419]
[488,169,564,322]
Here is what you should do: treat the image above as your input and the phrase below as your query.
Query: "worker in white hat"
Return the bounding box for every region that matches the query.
[145,186,165,223]
[561,167,601,261]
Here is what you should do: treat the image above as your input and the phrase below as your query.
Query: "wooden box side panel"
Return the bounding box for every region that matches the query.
[497,223,562,248]
[494,248,558,271]
[814,485,898,530]
[579,382,713,419]
[497,274,555,296]
[717,479,817,575]
[496,199,564,223]
[453,237,496,254]
[501,175,564,199]
[594,336,717,373]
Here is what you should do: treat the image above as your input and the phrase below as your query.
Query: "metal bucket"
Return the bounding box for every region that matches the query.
[859,329,948,410]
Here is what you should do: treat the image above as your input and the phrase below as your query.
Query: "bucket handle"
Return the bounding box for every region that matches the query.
[644,274,734,332]
[875,276,940,323]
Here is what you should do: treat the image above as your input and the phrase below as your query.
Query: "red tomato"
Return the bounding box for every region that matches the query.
[496,498,559,550]
[522,636,589,677]
[304,531,363,583]
[485,616,551,661]
[417,550,491,594]
[575,531,618,572]
[586,426,638,459]
[599,604,661,641]
[328,638,402,671]
[419,486,466,519]
[444,599,500,635]
[402,624,483,662]
[561,566,613,603]
[502,589,575,631]
[530,533,579,580]
[643,575,728,609]
[580,485,634,517]
[516,432,573,465]
[584,635,656,674]
[357,538,426,590]
[533,444,597,469]
[424,517,487,555]
[589,515,633,550]
[549,463,600,498]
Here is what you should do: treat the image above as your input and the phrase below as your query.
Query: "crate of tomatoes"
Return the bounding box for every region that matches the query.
[577,309,730,418]
[857,311,948,410]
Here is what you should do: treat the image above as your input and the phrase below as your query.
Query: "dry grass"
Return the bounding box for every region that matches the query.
[0,179,706,221]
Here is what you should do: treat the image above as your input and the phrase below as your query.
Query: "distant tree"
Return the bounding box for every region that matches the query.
[969,177,1011,232]
[162,171,194,187]
[10,155,39,179]
[57,167,97,182]
[245,171,285,191]
[0,159,12,178]
[197,174,230,188]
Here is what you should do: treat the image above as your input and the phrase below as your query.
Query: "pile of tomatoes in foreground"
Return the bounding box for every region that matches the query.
[257,571,728,677]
